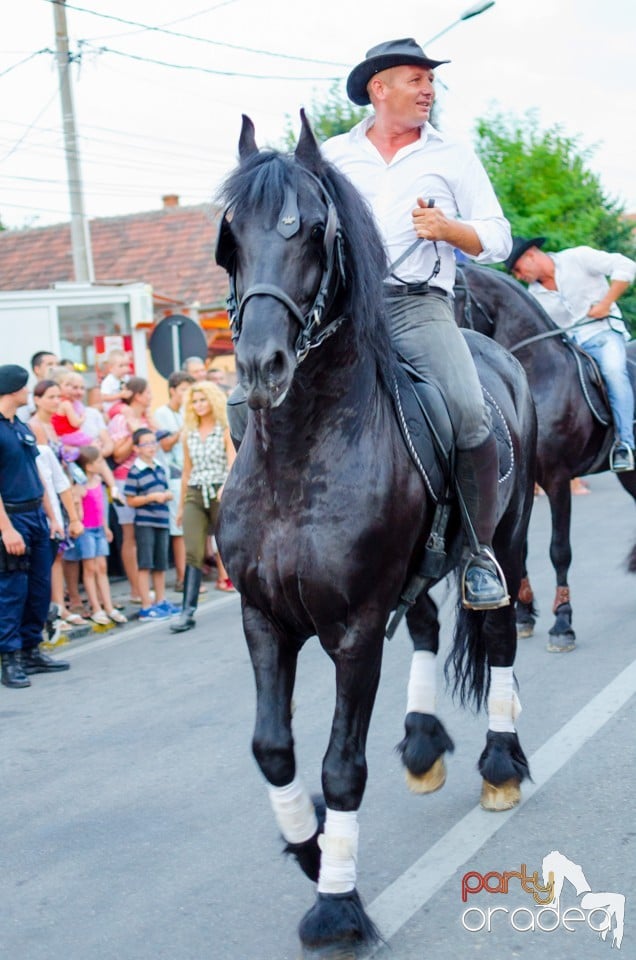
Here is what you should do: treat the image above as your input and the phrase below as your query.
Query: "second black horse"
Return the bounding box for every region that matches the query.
[455,263,636,649]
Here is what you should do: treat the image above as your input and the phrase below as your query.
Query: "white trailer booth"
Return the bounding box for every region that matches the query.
[0,282,154,381]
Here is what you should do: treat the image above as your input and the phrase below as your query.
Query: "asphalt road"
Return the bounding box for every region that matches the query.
[1,471,635,960]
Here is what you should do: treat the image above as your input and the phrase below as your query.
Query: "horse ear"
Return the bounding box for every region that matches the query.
[239,114,258,161]
[295,108,323,174]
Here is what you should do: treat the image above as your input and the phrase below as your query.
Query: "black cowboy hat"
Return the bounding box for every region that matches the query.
[346,38,450,106]
[504,236,546,273]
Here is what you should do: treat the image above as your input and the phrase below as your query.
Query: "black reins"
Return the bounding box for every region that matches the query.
[217,169,346,364]
[386,199,441,285]
[454,267,618,355]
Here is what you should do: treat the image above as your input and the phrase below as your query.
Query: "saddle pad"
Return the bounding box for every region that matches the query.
[391,363,453,502]
[392,363,514,501]
[565,339,611,427]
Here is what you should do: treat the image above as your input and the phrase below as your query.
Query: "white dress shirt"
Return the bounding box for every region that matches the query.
[528,247,635,345]
[322,118,511,294]
[36,444,71,530]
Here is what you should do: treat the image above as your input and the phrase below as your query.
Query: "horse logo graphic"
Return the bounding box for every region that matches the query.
[542,850,625,949]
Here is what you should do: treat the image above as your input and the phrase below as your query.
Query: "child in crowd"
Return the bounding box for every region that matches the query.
[50,368,123,500]
[73,446,128,626]
[50,368,94,449]
[100,349,132,414]
[124,429,180,622]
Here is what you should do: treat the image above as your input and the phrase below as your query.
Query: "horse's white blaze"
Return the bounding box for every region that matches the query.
[488,665,521,733]
[317,809,359,895]
[267,775,317,844]
[406,650,437,715]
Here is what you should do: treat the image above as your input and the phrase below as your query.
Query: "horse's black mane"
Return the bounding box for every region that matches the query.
[218,149,395,390]
[462,262,559,332]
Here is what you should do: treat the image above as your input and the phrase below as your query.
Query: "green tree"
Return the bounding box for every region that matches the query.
[281,81,370,149]
[474,110,635,331]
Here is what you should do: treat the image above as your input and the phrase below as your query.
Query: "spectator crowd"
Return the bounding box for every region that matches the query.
[0,347,236,689]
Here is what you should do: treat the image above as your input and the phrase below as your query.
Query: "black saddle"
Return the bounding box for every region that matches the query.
[391,360,454,502]
[565,338,612,427]
[391,359,513,502]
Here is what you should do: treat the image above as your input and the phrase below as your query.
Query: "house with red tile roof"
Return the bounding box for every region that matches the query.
[0,195,228,310]
[0,196,234,379]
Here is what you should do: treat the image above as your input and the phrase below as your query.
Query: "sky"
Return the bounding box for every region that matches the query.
[1,0,635,231]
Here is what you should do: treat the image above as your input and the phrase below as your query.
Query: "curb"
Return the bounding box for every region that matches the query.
[45,591,240,660]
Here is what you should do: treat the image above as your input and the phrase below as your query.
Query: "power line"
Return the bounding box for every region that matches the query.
[79,2,239,42]
[78,40,341,81]
[0,116,225,158]
[44,0,350,67]
[0,130,234,180]
[0,48,52,78]
[0,91,58,163]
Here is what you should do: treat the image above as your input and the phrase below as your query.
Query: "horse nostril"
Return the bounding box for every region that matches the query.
[267,350,287,384]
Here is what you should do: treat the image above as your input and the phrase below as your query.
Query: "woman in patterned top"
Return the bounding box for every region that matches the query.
[171,381,236,633]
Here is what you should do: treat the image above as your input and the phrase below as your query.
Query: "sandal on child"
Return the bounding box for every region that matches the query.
[107,609,128,625]
[90,610,111,626]
[63,612,89,626]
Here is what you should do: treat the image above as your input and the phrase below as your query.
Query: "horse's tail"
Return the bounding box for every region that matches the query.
[444,594,489,711]
[628,541,636,574]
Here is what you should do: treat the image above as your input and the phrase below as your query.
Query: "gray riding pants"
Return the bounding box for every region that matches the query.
[387,291,491,450]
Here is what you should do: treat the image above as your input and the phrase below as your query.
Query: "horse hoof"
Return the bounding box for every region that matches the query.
[298,890,381,956]
[516,623,534,639]
[405,756,446,794]
[546,636,576,653]
[480,777,521,811]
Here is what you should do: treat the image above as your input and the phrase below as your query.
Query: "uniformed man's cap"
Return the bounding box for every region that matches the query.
[0,364,29,396]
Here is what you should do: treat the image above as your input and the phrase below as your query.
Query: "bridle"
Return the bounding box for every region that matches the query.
[215,167,347,363]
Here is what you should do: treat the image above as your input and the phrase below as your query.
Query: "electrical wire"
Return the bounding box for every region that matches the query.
[43,0,350,67]
[0,48,52,78]
[78,40,341,81]
[0,91,58,163]
[79,1,239,42]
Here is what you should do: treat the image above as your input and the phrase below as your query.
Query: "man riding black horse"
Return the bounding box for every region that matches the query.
[226,39,516,610]
[506,236,636,472]
[321,38,513,610]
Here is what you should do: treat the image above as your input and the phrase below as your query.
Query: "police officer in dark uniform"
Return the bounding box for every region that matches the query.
[0,364,70,688]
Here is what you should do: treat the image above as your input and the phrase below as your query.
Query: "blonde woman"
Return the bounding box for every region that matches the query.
[171,381,236,633]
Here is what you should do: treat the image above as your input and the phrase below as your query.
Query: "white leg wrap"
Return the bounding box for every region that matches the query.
[267,775,318,845]
[406,650,437,715]
[488,666,522,733]
[317,809,358,895]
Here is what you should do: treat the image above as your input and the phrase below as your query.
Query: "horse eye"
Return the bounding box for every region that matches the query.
[310,224,324,243]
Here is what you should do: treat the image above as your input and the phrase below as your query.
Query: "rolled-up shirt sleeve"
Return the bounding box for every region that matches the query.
[454,153,512,264]
[575,246,636,284]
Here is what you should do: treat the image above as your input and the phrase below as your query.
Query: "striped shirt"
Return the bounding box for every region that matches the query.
[124,458,170,528]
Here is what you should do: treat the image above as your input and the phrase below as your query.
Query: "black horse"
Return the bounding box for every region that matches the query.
[454,264,636,649]
[215,114,536,957]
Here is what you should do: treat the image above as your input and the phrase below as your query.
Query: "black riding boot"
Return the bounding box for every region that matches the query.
[22,645,70,674]
[170,565,202,633]
[455,434,510,610]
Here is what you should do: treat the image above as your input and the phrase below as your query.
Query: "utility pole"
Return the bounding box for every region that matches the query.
[52,0,94,282]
